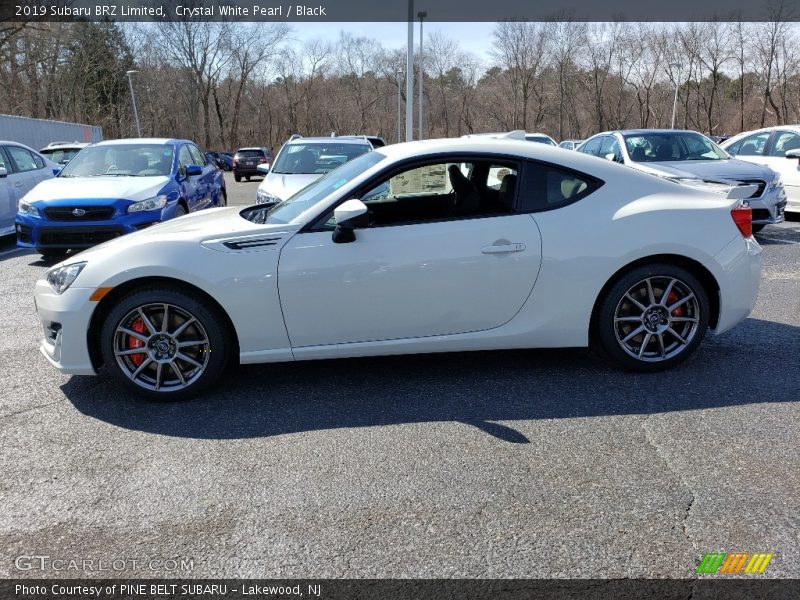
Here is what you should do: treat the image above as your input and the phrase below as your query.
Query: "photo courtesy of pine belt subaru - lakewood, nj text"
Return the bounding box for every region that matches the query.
[33,137,763,401]
[16,138,226,260]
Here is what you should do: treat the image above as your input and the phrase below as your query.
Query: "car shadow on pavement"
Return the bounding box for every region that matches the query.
[63,318,799,443]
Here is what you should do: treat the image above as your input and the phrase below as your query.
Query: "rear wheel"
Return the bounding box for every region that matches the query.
[99,287,232,401]
[234,173,241,182]
[593,263,709,371]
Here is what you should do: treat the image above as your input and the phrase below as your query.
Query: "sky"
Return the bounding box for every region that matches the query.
[289,22,497,61]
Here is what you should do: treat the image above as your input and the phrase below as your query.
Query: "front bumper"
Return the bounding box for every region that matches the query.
[16,211,163,250]
[748,185,786,225]
[34,281,97,375]
[712,235,762,335]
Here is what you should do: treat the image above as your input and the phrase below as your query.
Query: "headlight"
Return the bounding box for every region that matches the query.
[46,262,86,294]
[256,189,281,205]
[768,173,782,190]
[127,195,168,214]
[18,199,40,216]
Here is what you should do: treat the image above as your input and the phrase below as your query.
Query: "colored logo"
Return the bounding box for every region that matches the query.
[697,552,774,574]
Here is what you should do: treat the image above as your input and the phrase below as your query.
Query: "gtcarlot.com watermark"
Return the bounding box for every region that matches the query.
[15,555,194,573]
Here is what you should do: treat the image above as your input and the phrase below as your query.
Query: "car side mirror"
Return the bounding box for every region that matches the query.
[785,149,800,160]
[0,166,7,178]
[256,164,270,175]
[332,199,369,244]
[52,167,62,176]
[185,164,202,177]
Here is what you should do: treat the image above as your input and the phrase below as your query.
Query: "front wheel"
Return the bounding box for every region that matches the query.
[234,173,241,182]
[99,287,232,400]
[593,263,709,371]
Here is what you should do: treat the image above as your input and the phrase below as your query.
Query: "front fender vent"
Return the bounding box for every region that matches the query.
[222,236,282,250]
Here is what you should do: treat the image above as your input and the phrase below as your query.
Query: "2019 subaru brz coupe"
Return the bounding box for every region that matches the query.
[33,138,762,400]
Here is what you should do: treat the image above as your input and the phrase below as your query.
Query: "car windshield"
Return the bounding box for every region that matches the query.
[59,144,174,177]
[527,135,556,146]
[236,149,265,158]
[241,151,386,225]
[623,132,728,162]
[271,142,371,175]
[41,148,83,163]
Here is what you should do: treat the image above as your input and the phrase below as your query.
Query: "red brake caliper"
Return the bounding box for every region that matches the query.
[128,317,147,367]
[667,291,684,317]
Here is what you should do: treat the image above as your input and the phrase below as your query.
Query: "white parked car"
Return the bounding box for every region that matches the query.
[720,125,800,217]
[255,135,377,206]
[0,141,59,237]
[34,138,762,400]
[463,131,557,146]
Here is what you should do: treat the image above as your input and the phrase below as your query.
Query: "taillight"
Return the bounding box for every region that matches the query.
[233,158,238,166]
[731,205,752,238]
[259,157,268,163]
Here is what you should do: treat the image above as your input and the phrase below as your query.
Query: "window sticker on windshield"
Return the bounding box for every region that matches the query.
[332,178,348,189]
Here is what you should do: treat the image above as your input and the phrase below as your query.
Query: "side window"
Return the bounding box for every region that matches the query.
[6,146,39,172]
[579,137,602,157]
[735,132,770,156]
[769,131,800,157]
[517,160,603,212]
[599,136,621,160]
[316,159,519,229]
[188,144,206,165]
[178,145,193,172]
[0,147,10,172]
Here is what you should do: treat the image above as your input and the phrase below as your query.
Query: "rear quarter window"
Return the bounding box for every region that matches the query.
[516,160,604,212]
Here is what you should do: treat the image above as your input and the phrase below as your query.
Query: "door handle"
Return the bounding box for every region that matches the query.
[13,181,23,187]
[481,242,526,254]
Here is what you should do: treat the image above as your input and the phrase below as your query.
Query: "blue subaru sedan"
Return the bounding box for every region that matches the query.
[16,138,226,260]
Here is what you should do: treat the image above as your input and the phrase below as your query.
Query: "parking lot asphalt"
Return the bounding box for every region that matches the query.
[0,173,798,579]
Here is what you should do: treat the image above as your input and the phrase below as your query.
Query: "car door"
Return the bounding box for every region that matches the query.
[761,130,800,204]
[3,145,37,203]
[0,148,14,232]
[177,144,201,211]
[188,144,214,209]
[277,157,543,348]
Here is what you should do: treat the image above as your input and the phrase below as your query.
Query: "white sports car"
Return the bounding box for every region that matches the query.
[34,138,763,400]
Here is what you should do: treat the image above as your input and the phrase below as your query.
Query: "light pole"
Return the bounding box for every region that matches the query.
[670,62,682,129]
[396,71,403,143]
[126,70,142,137]
[406,0,414,142]
[417,11,426,140]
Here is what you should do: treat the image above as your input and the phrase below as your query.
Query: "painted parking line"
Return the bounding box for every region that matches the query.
[757,235,800,245]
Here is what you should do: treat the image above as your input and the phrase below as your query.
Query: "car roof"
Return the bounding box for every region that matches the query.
[41,142,89,149]
[286,136,372,145]
[236,147,266,150]
[721,125,800,144]
[602,129,708,136]
[94,138,186,146]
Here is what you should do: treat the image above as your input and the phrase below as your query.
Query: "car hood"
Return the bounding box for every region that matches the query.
[630,159,774,183]
[62,207,299,264]
[258,173,321,201]
[24,176,171,204]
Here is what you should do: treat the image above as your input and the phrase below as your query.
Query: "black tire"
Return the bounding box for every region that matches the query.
[234,173,241,182]
[752,223,766,233]
[245,176,251,182]
[175,204,187,217]
[219,190,227,206]
[592,263,710,371]
[39,248,68,261]
[99,287,232,401]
